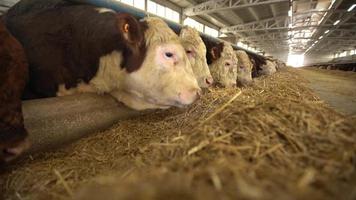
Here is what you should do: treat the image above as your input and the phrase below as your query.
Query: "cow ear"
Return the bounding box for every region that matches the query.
[211,47,218,60]
[117,13,143,45]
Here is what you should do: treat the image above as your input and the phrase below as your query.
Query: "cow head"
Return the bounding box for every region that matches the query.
[235,50,253,86]
[260,59,277,75]
[209,42,238,87]
[111,17,200,110]
[179,26,213,88]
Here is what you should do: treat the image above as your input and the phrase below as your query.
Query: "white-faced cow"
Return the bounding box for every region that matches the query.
[1,0,200,162]
[235,50,253,86]
[0,18,30,163]
[260,59,277,75]
[202,37,238,87]
[179,26,213,88]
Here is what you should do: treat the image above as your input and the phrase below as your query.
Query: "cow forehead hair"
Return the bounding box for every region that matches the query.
[143,17,180,46]
[221,42,235,58]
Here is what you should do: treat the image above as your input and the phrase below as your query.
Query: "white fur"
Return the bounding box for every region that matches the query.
[260,60,277,75]
[55,51,123,97]
[89,51,124,93]
[235,50,253,86]
[210,42,238,87]
[179,26,212,88]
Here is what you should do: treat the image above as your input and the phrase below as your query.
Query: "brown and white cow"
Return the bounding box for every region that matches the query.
[259,59,277,76]
[1,0,200,162]
[179,26,213,88]
[202,37,238,87]
[0,18,30,163]
[111,17,200,110]
[235,50,253,86]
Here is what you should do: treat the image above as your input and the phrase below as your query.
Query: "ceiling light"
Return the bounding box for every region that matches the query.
[347,4,356,12]
[324,30,330,34]
[319,36,323,39]
[333,20,340,25]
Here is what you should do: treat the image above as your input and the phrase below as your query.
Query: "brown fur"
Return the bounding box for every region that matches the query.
[0,18,29,163]
[5,1,146,99]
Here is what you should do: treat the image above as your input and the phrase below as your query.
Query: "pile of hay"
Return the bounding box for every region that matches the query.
[1,68,355,200]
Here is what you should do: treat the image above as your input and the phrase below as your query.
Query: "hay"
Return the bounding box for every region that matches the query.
[1,68,356,200]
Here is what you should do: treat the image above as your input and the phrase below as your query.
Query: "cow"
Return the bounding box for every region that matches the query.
[1,0,200,162]
[202,36,238,87]
[179,26,213,88]
[235,50,253,86]
[259,59,277,76]
[0,18,30,163]
[245,52,266,78]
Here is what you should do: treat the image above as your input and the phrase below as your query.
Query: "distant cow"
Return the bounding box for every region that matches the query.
[235,50,253,86]
[179,26,213,88]
[202,37,238,87]
[245,52,266,78]
[0,18,30,163]
[2,0,200,162]
[259,59,277,76]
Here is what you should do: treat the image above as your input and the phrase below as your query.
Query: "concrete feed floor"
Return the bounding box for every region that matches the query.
[297,67,356,115]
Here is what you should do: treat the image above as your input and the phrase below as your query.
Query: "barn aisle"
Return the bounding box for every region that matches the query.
[297,68,356,115]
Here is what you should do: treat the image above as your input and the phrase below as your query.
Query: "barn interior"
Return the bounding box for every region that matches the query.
[0,0,356,200]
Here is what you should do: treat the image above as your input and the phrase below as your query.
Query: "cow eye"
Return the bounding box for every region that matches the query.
[165,52,174,58]
[186,50,192,54]
[225,62,231,66]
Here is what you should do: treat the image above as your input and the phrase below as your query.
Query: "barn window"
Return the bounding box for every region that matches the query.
[339,51,347,57]
[204,26,219,37]
[183,18,204,32]
[171,10,180,23]
[133,0,145,10]
[120,0,134,6]
[156,4,165,17]
[147,0,157,14]
[147,0,180,23]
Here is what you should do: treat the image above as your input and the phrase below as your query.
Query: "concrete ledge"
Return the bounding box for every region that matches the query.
[22,93,146,153]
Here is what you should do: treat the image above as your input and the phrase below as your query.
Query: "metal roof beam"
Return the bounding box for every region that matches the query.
[222,17,355,33]
[184,0,289,16]
[221,15,289,33]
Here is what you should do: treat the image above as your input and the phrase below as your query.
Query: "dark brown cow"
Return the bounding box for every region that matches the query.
[5,0,146,99]
[1,0,145,162]
[0,18,29,163]
[245,52,266,78]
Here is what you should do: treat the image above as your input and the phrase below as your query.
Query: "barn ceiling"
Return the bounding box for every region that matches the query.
[173,0,356,63]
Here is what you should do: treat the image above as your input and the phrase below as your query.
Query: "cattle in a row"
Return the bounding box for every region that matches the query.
[0,0,285,163]
[314,64,356,72]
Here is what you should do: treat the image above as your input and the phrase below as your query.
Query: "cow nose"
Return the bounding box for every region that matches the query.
[178,88,201,105]
[205,77,214,85]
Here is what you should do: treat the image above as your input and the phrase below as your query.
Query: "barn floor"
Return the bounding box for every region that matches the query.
[297,68,356,115]
[0,68,356,200]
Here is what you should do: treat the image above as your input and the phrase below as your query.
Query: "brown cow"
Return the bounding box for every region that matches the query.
[0,18,30,163]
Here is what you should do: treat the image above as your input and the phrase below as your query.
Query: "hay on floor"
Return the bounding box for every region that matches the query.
[1,68,355,200]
